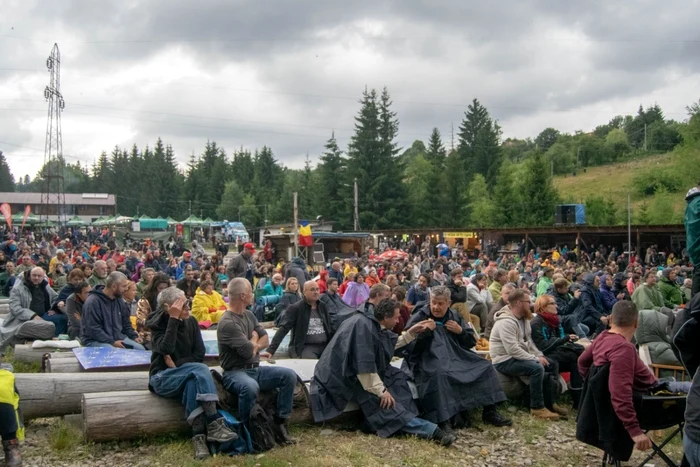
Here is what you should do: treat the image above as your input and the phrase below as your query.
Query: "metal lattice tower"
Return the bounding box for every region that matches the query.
[40,43,67,225]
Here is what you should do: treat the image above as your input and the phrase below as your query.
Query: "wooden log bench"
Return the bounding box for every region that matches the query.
[16,372,149,420]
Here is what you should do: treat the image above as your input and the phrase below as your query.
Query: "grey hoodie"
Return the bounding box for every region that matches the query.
[489,305,542,365]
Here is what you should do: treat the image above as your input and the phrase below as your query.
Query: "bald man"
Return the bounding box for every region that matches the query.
[218,278,297,444]
[267,280,334,359]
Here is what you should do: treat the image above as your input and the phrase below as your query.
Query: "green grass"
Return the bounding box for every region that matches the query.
[1,348,41,373]
[48,419,84,451]
[553,152,688,214]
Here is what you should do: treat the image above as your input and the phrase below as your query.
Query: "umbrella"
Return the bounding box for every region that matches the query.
[66,215,87,227]
[377,250,408,261]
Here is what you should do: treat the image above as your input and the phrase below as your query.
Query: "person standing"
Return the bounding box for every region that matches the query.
[226,243,256,286]
[685,182,700,298]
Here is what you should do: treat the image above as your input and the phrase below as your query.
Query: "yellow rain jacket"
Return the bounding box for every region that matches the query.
[191,288,227,324]
[0,370,24,440]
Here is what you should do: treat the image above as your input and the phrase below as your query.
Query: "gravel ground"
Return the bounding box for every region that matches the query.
[16,405,686,467]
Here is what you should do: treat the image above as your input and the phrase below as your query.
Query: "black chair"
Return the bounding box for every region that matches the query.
[601,394,686,467]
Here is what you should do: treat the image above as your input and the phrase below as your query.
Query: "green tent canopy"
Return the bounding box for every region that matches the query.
[203,217,215,226]
[166,217,178,226]
[66,216,87,227]
[180,215,205,226]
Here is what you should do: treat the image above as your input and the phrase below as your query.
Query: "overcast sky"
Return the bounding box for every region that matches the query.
[1,0,699,180]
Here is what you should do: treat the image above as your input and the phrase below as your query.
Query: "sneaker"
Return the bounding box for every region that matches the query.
[530,407,560,421]
[206,418,238,443]
[2,439,22,467]
[431,427,457,447]
[552,404,569,417]
[482,410,513,427]
[192,435,210,461]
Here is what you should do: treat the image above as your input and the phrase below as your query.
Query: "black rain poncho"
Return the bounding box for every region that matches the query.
[310,309,417,437]
[403,304,506,423]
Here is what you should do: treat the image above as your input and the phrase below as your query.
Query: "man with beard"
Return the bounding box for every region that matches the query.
[81,272,145,350]
[490,289,562,421]
[311,298,456,446]
[403,286,511,434]
[88,260,109,287]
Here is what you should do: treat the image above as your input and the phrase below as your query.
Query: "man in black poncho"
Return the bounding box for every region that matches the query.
[404,286,511,434]
[310,298,457,446]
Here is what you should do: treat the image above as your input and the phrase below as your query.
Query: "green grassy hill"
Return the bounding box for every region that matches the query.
[553,152,689,220]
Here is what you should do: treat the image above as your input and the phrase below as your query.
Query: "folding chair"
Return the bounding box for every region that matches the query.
[637,394,685,467]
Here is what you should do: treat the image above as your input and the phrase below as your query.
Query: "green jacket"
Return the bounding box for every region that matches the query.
[686,188,700,266]
[657,276,684,308]
[536,276,552,297]
[631,283,664,311]
[489,281,503,303]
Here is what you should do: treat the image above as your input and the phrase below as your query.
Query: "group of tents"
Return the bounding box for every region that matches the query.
[2,213,223,229]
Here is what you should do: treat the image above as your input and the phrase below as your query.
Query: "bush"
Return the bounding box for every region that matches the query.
[632,167,684,196]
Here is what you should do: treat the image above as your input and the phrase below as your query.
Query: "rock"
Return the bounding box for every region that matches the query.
[320,429,335,436]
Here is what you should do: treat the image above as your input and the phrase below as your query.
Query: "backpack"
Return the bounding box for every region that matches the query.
[209,410,253,456]
[247,403,278,453]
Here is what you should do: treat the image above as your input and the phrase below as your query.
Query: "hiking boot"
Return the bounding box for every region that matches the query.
[438,421,458,438]
[530,407,560,421]
[431,427,456,447]
[273,420,297,445]
[552,404,569,417]
[3,439,21,467]
[206,417,238,443]
[192,434,210,461]
[482,409,513,427]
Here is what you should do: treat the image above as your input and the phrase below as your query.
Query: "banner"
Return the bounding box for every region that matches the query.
[0,203,11,230]
[443,231,476,239]
[298,220,313,247]
[21,205,31,230]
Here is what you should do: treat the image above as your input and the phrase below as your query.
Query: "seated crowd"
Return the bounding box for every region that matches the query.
[0,228,698,462]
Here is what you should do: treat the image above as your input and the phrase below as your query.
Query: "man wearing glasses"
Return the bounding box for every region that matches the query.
[489,289,561,421]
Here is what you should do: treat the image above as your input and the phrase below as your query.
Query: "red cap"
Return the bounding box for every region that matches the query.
[183,251,192,257]
[244,242,256,253]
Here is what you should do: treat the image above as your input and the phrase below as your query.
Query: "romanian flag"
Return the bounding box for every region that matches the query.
[298,220,313,247]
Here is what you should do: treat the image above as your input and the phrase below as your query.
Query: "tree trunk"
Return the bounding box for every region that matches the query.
[13,344,77,364]
[45,354,220,373]
[16,372,149,420]
[82,387,313,442]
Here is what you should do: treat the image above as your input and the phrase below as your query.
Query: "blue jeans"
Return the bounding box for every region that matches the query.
[44,312,68,336]
[495,358,549,409]
[221,366,297,423]
[149,362,219,423]
[572,323,589,338]
[402,417,437,439]
[85,336,146,351]
[684,434,700,467]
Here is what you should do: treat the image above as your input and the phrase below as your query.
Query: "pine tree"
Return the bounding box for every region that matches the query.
[423,128,449,226]
[0,151,15,192]
[346,87,405,229]
[458,99,502,186]
[231,148,255,194]
[443,149,467,226]
[316,132,348,228]
[467,174,496,227]
[519,152,560,226]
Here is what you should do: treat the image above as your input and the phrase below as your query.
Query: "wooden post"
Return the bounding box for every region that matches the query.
[293,192,299,258]
[637,229,641,257]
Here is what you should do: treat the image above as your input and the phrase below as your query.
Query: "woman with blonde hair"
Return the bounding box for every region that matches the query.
[274,277,302,324]
[530,295,584,409]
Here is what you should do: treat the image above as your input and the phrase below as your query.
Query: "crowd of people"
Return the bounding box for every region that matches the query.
[0,179,697,464]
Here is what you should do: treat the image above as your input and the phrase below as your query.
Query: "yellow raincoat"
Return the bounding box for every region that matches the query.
[0,370,24,440]
[191,288,227,324]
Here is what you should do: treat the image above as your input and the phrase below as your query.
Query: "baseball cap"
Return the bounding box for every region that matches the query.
[183,251,192,258]
[244,242,256,253]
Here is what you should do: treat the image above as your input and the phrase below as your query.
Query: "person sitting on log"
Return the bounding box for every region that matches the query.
[310,298,456,446]
[0,267,63,350]
[147,286,238,460]
[191,279,227,326]
[266,280,334,359]
[81,272,145,350]
[403,286,512,436]
[218,278,297,444]
[136,272,172,348]
[65,281,91,341]
[0,366,23,467]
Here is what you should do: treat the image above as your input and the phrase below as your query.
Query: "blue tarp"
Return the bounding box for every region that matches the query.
[139,218,168,230]
[575,204,586,224]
